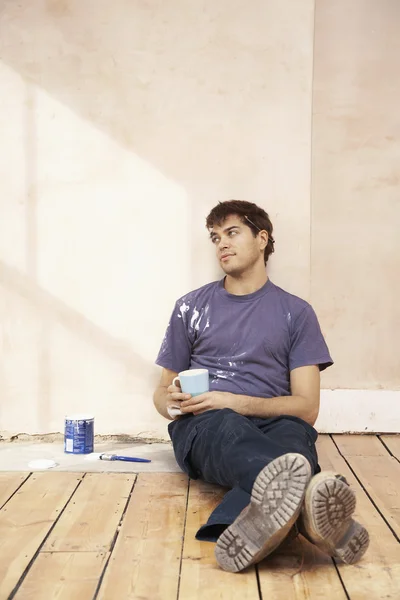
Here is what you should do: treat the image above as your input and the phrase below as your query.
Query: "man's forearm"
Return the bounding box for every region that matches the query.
[237,394,319,426]
[153,386,173,420]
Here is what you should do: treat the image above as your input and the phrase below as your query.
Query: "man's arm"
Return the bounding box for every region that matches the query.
[153,367,191,420]
[241,365,320,425]
[179,365,321,426]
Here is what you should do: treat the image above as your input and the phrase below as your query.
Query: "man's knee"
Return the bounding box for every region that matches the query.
[271,417,319,473]
[195,408,250,447]
[213,408,248,431]
[264,416,315,442]
[199,407,245,426]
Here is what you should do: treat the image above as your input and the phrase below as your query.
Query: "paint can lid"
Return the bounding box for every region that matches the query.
[28,459,58,470]
[65,414,95,421]
[84,453,102,461]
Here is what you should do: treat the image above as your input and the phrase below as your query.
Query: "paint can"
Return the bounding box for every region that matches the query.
[64,414,94,454]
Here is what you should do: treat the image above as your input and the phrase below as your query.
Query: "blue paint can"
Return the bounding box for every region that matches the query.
[64,414,94,454]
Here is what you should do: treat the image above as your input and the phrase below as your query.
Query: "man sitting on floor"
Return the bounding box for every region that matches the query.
[153,200,369,573]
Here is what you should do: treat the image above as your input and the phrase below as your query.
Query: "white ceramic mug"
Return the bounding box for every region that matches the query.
[168,369,209,417]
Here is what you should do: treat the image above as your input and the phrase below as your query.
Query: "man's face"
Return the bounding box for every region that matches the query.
[209,215,266,276]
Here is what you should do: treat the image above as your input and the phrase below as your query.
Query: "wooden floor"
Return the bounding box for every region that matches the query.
[1,435,400,600]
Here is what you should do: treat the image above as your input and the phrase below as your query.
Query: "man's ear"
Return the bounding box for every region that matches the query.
[259,230,269,250]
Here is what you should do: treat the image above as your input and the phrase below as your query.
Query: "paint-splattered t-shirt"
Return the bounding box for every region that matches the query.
[156,278,333,398]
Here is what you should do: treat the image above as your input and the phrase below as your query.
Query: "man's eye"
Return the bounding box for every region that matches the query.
[229,230,238,237]
[211,237,219,244]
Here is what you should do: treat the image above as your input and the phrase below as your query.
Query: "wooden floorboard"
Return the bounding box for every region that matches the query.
[179,479,260,599]
[257,532,346,599]
[318,436,400,600]
[255,437,354,600]
[1,435,399,599]
[0,473,30,509]
[97,473,188,600]
[333,434,400,539]
[42,473,135,552]
[0,473,82,600]
[13,552,108,600]
[380,434,400,461]
[332,434,388,456]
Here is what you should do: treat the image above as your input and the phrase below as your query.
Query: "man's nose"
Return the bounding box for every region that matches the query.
[218,236,230,250]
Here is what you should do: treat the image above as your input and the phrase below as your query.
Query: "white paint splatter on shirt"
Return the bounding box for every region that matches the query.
[187,304,210,332]
[210,351,247,383]
[190,307,200,329]
[178,302,190,319]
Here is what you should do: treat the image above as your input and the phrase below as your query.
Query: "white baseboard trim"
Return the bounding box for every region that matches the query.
[315,389,400,433]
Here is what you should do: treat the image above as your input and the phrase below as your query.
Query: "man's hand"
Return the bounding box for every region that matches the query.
[180,391,245,416]
[156,365,320,424]
[166,380,192,418]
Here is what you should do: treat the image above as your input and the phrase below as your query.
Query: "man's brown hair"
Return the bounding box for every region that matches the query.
[206,200,275,265]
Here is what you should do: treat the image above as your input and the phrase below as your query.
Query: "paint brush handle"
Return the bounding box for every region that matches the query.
[114,455,151,463]
[100,453,151,463]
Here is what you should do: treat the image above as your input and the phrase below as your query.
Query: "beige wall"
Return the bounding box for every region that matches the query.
[311,0,400,390]
[0,1,398,438]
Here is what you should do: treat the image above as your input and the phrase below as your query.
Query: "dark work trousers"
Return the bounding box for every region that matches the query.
[168,408,320,542]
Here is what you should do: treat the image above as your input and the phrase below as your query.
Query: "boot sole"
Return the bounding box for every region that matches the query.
[215,453,312,572]
[303,474,369,564]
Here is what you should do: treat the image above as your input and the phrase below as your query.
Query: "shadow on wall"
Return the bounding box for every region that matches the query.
[0,0,313,433]
[0,261,154,372]
[0,0,279,251]
[0,259,161,433]
[0,0,317,296]
[0,0,299,279]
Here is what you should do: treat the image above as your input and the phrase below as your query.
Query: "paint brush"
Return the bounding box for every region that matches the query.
[99,453,151,463]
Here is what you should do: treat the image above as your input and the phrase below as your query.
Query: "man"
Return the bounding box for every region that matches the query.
[153,200,369,573]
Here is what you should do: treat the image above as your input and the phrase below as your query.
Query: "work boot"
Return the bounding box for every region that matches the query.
[298,472,369,564]
[215,453,312,572]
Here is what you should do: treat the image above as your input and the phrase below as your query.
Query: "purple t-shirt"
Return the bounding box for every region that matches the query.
[156,278,333,399]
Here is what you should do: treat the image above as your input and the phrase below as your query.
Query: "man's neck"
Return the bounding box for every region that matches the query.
[224,268,268,296]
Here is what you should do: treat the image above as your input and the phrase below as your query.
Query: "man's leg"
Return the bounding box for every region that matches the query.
[169,409,314,572]
[214,452,311,572]
[169,409,369,569]
[299,472,370,564]
[190,411,319,541]
[188,410,318,490]
[254,416,369,563]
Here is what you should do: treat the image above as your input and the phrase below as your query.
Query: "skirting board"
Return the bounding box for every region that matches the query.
[315,389,400,433]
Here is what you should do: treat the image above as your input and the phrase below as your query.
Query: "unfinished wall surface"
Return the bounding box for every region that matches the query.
[0,0,398,438]
[311,0,400,391]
